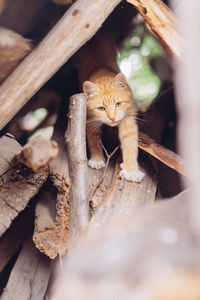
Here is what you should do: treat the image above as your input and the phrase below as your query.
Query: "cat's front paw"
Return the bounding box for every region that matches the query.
[119,169,144,183]
[88,159,105,169]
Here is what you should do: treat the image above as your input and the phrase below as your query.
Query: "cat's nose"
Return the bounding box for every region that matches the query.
[109,115,115,122]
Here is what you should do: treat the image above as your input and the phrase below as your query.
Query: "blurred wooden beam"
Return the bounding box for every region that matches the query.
[0,0,121,130]
[127,0,183,59]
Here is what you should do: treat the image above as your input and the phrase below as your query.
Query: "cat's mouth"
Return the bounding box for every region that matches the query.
[108,121,118,127]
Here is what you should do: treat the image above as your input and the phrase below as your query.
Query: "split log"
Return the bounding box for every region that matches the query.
[0,0,121,130]
[1,237,52,300]
[0,134,49,237]
[127,0,183,59]
[16,135,58,172]
[65,94,89,240]
[33,104,70,259]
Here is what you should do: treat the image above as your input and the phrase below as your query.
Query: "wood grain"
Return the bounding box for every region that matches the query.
[65,94,89,240]
[1,237,51,300]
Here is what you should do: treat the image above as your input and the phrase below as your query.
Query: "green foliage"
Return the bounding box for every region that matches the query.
[118,24,165,110]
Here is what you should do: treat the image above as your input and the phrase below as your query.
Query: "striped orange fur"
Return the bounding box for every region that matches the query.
[78,30,144,182]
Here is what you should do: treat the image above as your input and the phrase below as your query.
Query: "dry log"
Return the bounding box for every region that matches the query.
[1,237,52,300]
[65,94,89,240]
[33,113,70,259]
[127,0,183,59]
[0,0,121,131]
[0,27,31,84]
[0,134,49,237]
[138,131,188,177]
[16,135,58,172]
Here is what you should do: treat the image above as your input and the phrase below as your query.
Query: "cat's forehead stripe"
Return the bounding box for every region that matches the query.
[103,95,115,105]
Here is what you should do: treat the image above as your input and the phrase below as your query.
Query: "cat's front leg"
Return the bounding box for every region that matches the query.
[118,117,144,183]
[87,122,105,169]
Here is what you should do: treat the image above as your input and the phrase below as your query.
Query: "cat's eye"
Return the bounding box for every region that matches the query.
[115,102,123,107]
[97,106,106,111]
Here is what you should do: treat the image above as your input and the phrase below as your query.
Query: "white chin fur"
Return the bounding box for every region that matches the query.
[88,159,105,169]
[119,169,144,183]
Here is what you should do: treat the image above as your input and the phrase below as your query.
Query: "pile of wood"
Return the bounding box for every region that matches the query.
[0,0,200,299]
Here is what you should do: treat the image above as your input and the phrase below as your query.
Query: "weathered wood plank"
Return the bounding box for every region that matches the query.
[0,134,49,237]
[1,237,51,300]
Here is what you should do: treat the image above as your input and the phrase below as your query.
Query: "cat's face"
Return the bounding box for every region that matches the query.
[83,73,135,127]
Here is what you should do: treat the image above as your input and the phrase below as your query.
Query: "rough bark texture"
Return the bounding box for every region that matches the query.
[33,111,70,259]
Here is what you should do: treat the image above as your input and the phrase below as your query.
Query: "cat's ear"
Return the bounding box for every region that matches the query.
[112,73,127,88]
[83,81,99,97]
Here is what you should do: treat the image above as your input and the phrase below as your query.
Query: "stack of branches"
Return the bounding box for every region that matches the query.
[0,0,199,299]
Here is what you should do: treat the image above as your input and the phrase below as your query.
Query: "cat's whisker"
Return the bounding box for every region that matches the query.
[89,121,102,132]
[127,114,150,127]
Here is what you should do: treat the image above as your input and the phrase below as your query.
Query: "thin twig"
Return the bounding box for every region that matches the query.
[88,144,119,205]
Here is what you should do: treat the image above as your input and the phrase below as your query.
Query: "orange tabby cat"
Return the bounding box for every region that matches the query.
[78,30,144,182]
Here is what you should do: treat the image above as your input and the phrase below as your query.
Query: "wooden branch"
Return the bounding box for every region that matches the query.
[1,237,51,300]
[16,135,58,172]
[0,134,49,237]
[138,131,188,177]
[65,94,89,240]
[127,0,183,59]
[0,0,121,130]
